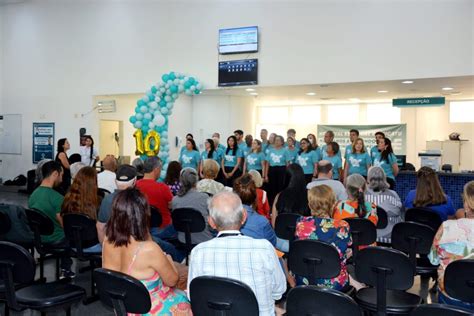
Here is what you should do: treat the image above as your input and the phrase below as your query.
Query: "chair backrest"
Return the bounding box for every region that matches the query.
[444,259,474,303]
[411,303,473,316]
[405,207,442,232]
[0,211,12,236]
[344,217,376,260]
[97,188,111,199]
[274,213,301,242]
[190,276,259,316]
[62,213,100,256]
[286,285,362,316]
[149,206,163,229]
[172,208,206,236]
[391,222,435,267]
[25,208,54,236]
[94,268,151,316]
[288,240,341,285]
[376,206,388,229]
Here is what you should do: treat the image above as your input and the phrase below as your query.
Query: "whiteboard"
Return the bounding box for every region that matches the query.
[0,114,22,154]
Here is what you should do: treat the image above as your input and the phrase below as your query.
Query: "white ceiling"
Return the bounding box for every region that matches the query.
[203,75,474,104]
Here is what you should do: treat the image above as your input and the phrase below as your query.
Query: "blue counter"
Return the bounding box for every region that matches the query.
[395,171,474,210]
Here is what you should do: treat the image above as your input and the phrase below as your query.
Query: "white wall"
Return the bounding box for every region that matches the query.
[0,0,473,179]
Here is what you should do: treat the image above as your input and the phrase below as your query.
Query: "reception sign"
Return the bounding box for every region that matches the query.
[317,124,407,155]
[393,97,445,107]
[33,122,55,163]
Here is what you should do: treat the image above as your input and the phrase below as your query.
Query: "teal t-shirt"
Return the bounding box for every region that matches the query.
[28,186,64,243]
[223,148,243,168]
[370,146,379,160]
[372,152,397,180]
[180,149,201,170]
[218,143,226,152]
[246,152,266,171]
[238,142,247,152]
[322,144,342,159]
[346,152,371,176]
[286,147,299,164]
[242,145,252,158]
[262,141,269,153]
[264,144,274,155]
[200,150,220,164]
[266,147,290,167]
[344,144,353,160]
[325,155,343,180]
[297,148,322,175]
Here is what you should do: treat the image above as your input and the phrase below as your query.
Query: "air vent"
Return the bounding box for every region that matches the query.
[97,100,116,113]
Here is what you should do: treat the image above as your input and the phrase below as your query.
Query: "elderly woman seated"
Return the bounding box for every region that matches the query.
[196,159,225,196]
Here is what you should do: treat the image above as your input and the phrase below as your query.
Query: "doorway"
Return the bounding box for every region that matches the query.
[99,120,123,159]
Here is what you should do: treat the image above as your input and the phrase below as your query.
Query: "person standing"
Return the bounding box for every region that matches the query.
[370,131,385,160]
[55,138,71,195]
[296,137,321,184]
[260,129,269,152]
[234,129,246,152]
[221,135,243,187]
[343,138,371,179]
[286,128,300,150]
[264,135,291,205]
[243,139,266,175]
[179,138,201,172]
[80,135,99,167]
[199,138,219,178]
[372,137,398,189]
[344,129,359,159]
[321,131,341,159]
[285,137,298,164]
[325,142,343,181]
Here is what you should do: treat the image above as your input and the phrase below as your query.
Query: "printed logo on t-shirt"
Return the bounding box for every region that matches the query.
[247,156,257,165]
[297,156,309,167]
[270,153,283,163]
[225,155,235,162]
[373,159,385,167]
[349,156,361,167]
[182,155,193,164]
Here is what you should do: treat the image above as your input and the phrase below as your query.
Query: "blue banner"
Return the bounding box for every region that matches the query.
[33,122,55,163]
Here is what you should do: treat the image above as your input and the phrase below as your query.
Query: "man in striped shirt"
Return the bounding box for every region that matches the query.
[187,191,286,316]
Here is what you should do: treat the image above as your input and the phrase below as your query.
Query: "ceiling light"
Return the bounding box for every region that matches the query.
[377,90,388,93]
[245,88,255,92]
[402,80,414,84]
[250,92,258,96]
[442,87,453,91]
[306,92,316,96]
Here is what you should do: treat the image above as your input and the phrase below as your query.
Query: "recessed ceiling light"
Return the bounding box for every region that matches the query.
[348,98,361,102]
[378,90,388,93]
[442,87,453,91]
[451,91,462,95]
[245,88,255,92]
[249,92,258,96]
[402,80,414,84]
[306,92,316,96]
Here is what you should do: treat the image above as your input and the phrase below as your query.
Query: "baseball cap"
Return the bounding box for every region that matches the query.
[116,165,137,182]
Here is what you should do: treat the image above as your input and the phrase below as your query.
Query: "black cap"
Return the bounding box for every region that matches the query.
[116,165,137,182]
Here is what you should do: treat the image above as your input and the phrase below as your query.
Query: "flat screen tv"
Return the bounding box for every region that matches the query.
[218,59,258,87]
[219,26,258,54]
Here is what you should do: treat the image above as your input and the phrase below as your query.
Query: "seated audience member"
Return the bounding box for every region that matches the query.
[233,174,277,247]
[172,168,213,244]
[248,170,270,220]
[404,166,455,221]
[197,159,225,195]
[102,188,192,315]
[307,161,348,201]
[429,181,474,311]
[60,166,101,253]
[334,174,378,225]
[34,159,52,189]
[70,162,86,179]
[188,192,286,315]
[132,157,145,180]
[28,161,74,278]
[164,161,182,196]
[68,153,82,164]
[136,157,175,240]
[456,181,474,219]
[97,155,118,194]
[366,166,403,243]
[294,185,351,290]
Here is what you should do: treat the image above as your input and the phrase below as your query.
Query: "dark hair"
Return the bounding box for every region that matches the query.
[105,188,150,247]
[380,137,394,163]
[350,129,359,136]
[226,135,238,155]
[328,141,339,154]
[84,135,95,162]
[187,138,198,151]
[414,166,447,207]
[42,161,63,179]
[346,174,368,218]
[276,164,310,216]
[57,138,67,153]
[287,128,296,134]
[298,138,314,154]
[61,167,98,220]
[186,133,194,139]
[307,133,318,149]
[375,131,385,138]
[245,135,253,147]
[69,153,81,164]
[233,174,257,210]
[206,138,216,159]
[318,161,333,174]
[274,135,285,147]
[233,130,244,136]
[164,161,182,184]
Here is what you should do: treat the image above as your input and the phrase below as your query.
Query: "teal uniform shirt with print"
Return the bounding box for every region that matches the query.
[223,148,244,168]
[370,146,379,160]
[325,155,343,180]
[237,142,247,153]
[285,140,300,151]
[246,152,266,171]
[218,143,226,152]
[346,152,371,176]
[344,144,353,160]
[322,144,342,159]
[297,148,322,175]
[266,147,290,167]
[286,147,299,164]
[372,152,397,180]
[264,144,274,155]
[179,149,201,170]
[242,145,252,158]
[200,150,220,164]
[262,141,269,153]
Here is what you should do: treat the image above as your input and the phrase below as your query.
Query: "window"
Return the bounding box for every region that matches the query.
[366,103,401,124]
[450,101,474,123]
[327,104,359,124]
[290,106,321,124]
[258,106,289,124]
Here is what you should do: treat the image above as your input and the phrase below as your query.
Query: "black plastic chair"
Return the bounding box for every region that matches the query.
[0,241,85,316]
[355,246,421,316]
[344,218,377,262]
[288,239,355,296]
[286,285,362,316]
[97,188,111,199]
[94,268,151,316]
[62,213,102,304]
[25,208,67,281]
[376,206,388,229]
[274,213,301,244]
[171,208,206,265]
[392,222,438,278]
[149,206,163,229]
[0,212,12,237]
[444,259,474,304]
[411,303,473,315]
[405,207,442,232]
[190,276,259,316]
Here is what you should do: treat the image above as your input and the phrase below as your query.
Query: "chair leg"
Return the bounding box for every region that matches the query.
[41,312,46,316]
[56,257,60,280]
[4,303,9,316]
[40,255,45,280]
[66,306,71,316]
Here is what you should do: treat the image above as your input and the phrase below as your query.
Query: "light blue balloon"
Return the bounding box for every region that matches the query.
[129,116,137,124]
[159,100,166,107]
[135,113,143,120]
[142,118,150,126]
[166,102,174,109]
[185,89,192,96]
[162,74,169,82]
[171,93,178,100]
[134,121,143,129]
[160,107,169,115]
[164,145,170,151]
[163,163,169,170]
[164,95,171,102]
[165,89,172,95]
[140,105,148,113]
[178,85,184,92]
[161,138,168,146]
[170,85,178,93]
[188,77,195,84]
[160,87,166,93]
[142,96,150,103]
[161,131,168,138]
[137,100,146,107]
[143,113,152,120]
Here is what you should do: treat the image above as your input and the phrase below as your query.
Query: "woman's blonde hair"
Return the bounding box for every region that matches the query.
[308,185,336,218]
[202,159,220,179]
[248,169,263,188]
[351,137,366,154]
[463,181,474,211]
[414,166,446,207]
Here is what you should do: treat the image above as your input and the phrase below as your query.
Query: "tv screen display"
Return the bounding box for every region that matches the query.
[218,59,258,87]
[219,26,258,54]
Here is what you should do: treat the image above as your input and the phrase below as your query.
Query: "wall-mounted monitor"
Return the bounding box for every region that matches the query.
[219,26,258,54]
[218,59,258,87]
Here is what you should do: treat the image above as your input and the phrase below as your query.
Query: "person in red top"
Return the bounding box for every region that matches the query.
[136,156,177,240]
[248,169,270,220]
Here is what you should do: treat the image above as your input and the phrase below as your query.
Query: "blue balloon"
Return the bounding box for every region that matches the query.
[135,106,141,113]
[148,94,155,101]
[154,125,161,132]
[169,72,176,81]
[184,81,191,89]
[137,99,146,107]
[162,74,169,83]
[159,100,167,107]
[142,125,150,133]
[188,77,195,84]
[170,85,178,93]
[151,86,158,94]
[134,121,142,129]
[142,118,150,126]
[194,89,201,94]
[135,113,143,120]
[129,116,137,124]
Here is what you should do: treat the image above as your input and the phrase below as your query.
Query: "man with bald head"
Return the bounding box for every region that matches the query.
[97,155,118,193]
[187,191,286,316]
[307,160,348,201]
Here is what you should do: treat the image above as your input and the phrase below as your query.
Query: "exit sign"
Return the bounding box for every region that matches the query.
[393,97,445,107]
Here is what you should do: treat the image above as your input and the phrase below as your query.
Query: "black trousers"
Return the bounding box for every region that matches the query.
[304,174,313,185]
[387,177,396,190]
[223,166,242,187]
[267,165,287,206]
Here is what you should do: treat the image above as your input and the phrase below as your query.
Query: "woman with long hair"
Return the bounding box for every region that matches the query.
[221,135,243,187]
[306,133,318,150]
[248,169,271,220]
[80,135,99,167]
[404,166,455,221]
[325,142,343,181]
[264,135,290,206]
[102,188,192,315]
[164,161,182,196]
[343,137,371,179]
[243,139,266,175]
[296,137,322,184]
[179,138,201,172]
[55,138,71,195]
[286,136,298,164]
[372,137,398,189]
[199,138,219,178]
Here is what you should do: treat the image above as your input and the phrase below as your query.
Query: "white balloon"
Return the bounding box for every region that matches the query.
[142,96,150,103]
[173,79,180,85]
[144,113,152,120]
[178,85,184,92]
[165,83,170,89]
[167,80,173,85]
[166,89,172,95]
[160,107,169,115]
[148,122,155,129]
[190,85,196,91]
[153,114,166,126]
[196,83,202,90]
[149,101,158,109]
[179,79,185,84]
[160,87,166,93]
[135,113,144,120]
[164,95,171,102]
[185,89,192,96]
[162,131,168,138]
[155,96,161,103]
[172,93,178,99]
[184,76,189,81]
[166,102,174,109]
[134,121,143,129]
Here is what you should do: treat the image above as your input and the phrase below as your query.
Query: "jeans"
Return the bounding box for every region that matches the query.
[439,290,474,311]
[151,235,185,263]
[72,243,102,254]
[276,237,289,253]
[150,224,178,240]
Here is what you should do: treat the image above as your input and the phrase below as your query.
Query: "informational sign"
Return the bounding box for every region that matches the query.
[393,97,445,107]
[33,122,55,163]
[317,124,407,156]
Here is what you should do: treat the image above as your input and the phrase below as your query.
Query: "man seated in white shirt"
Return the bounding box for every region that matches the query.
[307,160,348,201]
[188,191,286,316]
[97,155,117,193]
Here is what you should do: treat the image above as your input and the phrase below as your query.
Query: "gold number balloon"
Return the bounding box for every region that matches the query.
[133,129,145,155]
[144,130,161,156]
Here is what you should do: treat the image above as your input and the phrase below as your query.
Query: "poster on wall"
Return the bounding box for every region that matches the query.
[317,124,407,156]
[33,122,55,163]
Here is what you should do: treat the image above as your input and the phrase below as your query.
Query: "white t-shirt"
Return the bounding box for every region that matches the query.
[97,170,117,194]
[80,146,99,166]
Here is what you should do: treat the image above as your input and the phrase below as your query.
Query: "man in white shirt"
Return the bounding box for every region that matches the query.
[188,191,286,316]
[307,160,348,201]
[97,155,117,194]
